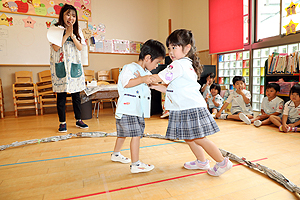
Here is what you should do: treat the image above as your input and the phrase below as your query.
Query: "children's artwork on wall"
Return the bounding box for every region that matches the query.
[112,39,129,53]
[103,40,112,53]
[23,16,36,28]
[285,2,298,17]
[0,13,9,26]
[283,20,299,35]
[1,0,92,21]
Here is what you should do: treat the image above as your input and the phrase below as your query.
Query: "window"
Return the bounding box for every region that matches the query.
[281,0,300,35]
[257,0,281,41]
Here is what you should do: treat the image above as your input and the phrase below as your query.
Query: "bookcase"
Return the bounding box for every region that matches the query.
[218,51,250,90]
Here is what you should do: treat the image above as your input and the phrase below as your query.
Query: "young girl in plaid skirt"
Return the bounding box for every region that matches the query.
[151,29,232,176]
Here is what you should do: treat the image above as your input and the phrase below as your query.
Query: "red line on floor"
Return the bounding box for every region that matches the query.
[63,157,268,200]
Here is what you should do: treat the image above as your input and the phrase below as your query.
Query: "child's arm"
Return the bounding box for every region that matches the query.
[236,89,250,104]
[125,75,153,88]
[150,74,163,83]
[150,84,167,93]
[216,102,229,118]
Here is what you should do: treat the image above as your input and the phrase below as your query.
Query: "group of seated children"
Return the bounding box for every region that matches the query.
[202,75,300,133]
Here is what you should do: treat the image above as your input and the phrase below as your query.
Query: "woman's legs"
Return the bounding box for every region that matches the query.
[57,92,67,122]
[71,92,81,120]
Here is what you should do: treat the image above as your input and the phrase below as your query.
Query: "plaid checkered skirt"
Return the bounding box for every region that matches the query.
[166,107,220,140]
[116,114,145,137]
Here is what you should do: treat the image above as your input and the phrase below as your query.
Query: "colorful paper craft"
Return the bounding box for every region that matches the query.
[23,16,36,28]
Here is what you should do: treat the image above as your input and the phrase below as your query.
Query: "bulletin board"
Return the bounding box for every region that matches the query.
[0,0,92,21]
[0,12,89,66]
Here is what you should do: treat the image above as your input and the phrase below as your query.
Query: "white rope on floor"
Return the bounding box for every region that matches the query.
[0,132,299,198]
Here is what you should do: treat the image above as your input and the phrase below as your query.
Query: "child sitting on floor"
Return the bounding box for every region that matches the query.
[251,83,284,127]
[216,76,253,124]
[205,83,223,118]
[270,84,300,133]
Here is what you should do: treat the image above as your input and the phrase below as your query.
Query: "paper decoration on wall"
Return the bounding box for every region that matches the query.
[23,16,36,28]
[98,23,105,33]
[7,17,13,26]
[103,40,113,52]
[15,1,29,13]
[46,21,51,28]
[0,13,9,26]
[3,1,18,12]
[283,20,299,35]
[1,0,92,21]
[50,19,57,25]
[82,28,92,39]
[112,39,129,53]
[285,2,298,16]
[95,41,104,52]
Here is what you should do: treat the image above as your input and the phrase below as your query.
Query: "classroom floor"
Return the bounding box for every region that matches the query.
[0,108,300,200]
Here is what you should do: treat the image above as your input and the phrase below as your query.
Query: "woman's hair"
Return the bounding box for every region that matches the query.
[55,4,81,43]
[210,83,221,95]
[290,84,300,96]
[166,29,203,78]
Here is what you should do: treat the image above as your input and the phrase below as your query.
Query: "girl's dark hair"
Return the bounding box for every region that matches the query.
[233,76,245,84]
[205,72,215,79]
[266,83,280,92]
[290,84,300,96]
[210,83,221,95]
[55,4,81,43]
[139,39,166,61]
[166,29,203,79]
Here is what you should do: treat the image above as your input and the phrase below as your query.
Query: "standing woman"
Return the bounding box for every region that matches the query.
[49,4,88,132]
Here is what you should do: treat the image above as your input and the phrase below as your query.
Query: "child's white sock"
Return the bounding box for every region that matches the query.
[112,152,120,156]
[60,122,66,124]
[197,160,208,164]
[217,158,227,166]
[132,160,141,166]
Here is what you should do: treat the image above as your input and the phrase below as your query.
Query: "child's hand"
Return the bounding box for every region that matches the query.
[142,75,153,85]
[150,84,167,93]
[134,71,141,78]
[206,93,209,99]
[236,88,243,95]
[288,123,296,128]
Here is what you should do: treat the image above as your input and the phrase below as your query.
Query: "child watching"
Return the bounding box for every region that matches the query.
[251,83,284,127]
[201,73,215,98]
[216,76,253,124]
[111,39,166,173]
[270,84,300,133]
[205,83,223,118]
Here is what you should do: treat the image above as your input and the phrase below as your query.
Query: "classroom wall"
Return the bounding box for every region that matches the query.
[0,0,210,113]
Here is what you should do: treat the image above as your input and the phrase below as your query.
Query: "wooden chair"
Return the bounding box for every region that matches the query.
[93,81,117,118]
[13,71,38,117]
[0,79,4,119]
[38,70,52,82]
[98,70,115,83]
[84,70,95,82]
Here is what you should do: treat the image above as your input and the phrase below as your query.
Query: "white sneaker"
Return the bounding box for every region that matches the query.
[184,159,210,170]
[130,162,154,173]
[207,157,233,176]
[211,113,216,119]
[218,113,228,120]
[239,113,251,125]
[111,154,131,164]
[254,120,262,127]
[160,111,169,118]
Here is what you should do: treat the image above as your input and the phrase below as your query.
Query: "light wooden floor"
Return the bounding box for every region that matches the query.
[0,108,300,200]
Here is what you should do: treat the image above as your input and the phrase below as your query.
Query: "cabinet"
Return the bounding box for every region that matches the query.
[218,51,250,90]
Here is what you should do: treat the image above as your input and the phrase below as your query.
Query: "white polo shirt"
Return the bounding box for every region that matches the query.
[115,62,152,119]
[283,100,300,123]
[207,94,223,110]
[226,90,253,115]
[261,96,284,115]
[158,58,207,110]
